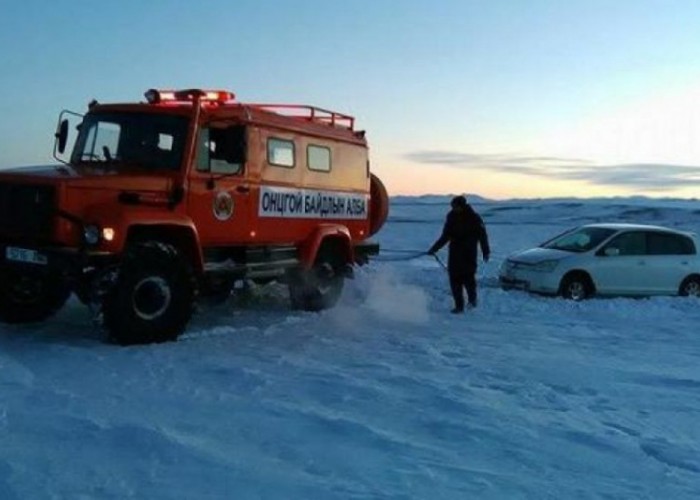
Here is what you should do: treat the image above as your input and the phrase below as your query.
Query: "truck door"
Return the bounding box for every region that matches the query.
[188,124,253,245]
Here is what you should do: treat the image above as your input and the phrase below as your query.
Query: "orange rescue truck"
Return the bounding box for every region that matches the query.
[0,89,389,344]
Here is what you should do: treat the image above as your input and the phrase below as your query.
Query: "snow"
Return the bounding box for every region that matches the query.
[2,196,700,499]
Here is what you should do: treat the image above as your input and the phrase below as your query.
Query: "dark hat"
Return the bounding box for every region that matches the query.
[450,195,467,208]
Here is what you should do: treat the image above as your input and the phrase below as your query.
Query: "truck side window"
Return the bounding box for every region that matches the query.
[197,125,246,174]
[307,145,331,172]
[267,138,295,168]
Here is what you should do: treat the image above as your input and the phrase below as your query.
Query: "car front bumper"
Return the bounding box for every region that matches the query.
[499,269,562,295]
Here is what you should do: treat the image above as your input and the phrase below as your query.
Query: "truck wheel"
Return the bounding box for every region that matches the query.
[289,263,345,312]
[289,240,347,312]
[0,267,70,324]
[103,242,195,345]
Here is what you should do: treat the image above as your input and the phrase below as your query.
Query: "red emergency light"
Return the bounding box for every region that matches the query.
[144,88,235,104]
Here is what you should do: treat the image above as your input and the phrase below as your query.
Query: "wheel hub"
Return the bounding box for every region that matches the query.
[568,281,586,301]
[132,277,172,320]
[685,281,700,297]
[11,276,44,305]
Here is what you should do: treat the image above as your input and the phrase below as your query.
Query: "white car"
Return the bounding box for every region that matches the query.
[499,223,700,300]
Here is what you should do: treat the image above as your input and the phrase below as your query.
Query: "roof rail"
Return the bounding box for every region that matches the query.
[246,104,355,130]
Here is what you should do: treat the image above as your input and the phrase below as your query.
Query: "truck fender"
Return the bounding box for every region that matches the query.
[82,204,204,273]
[299,225,353,270]
[126,223,204,274]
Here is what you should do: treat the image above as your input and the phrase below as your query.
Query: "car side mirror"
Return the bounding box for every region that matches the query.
[604,247,620,257]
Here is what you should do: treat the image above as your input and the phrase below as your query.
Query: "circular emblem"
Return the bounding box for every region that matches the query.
[213,191,234,221]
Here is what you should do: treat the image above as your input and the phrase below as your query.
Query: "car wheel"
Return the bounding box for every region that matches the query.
[679,276,700,297]
[560,273,592,301]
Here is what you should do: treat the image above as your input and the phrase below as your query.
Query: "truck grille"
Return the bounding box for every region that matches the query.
[0,183,56,240]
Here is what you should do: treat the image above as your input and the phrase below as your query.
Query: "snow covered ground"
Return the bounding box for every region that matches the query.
[1,196,700,499]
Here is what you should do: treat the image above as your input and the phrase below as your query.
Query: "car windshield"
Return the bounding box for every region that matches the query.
[71,112,189,171]
[540,227,617,253]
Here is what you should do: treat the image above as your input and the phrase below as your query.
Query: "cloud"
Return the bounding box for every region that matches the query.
[404,150,700,191]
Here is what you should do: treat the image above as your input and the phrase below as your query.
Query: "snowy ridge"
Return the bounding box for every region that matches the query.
[1,196,700,499]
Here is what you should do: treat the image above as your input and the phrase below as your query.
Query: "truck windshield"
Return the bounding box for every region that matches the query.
[71,112,189,171]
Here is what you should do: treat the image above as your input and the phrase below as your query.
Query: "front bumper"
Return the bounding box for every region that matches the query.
[499,270,561,295]
[499,276,531,291]
[1,242,115,278]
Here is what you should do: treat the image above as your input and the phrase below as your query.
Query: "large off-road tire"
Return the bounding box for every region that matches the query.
[559,272,593,301]
[0,266,70,324]
[289,240,346,312]
[103,242,195,345]
[679,275,700,297]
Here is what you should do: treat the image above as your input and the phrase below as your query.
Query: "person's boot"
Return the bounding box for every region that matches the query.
[450,307,464,314]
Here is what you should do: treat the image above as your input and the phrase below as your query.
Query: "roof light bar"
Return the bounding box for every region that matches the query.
[144,88,235,104]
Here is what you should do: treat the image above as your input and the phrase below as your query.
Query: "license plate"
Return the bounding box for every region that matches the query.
[5,246,48,265]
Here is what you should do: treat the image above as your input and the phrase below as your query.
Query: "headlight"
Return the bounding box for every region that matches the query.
[102,227,115,242]
[83,224,100,245]
[531,259,559,273]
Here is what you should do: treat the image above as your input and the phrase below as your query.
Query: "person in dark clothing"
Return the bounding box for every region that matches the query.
[428,195,490,313]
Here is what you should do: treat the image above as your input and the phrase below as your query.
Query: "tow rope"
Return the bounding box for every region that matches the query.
[373,248,448,270]
[373,248,428,262]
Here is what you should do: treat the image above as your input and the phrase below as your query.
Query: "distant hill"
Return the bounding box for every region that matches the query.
[390,194,698,208]
[391,194,492,205]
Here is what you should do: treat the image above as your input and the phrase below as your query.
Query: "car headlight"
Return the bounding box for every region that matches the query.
[83,224,100,245]
[531,259,559,272]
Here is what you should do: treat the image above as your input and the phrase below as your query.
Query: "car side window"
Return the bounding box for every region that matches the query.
[647,232,696,255]
[604,231,646,256]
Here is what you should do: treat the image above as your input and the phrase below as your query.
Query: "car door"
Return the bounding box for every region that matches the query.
[592,231,651,295]
[645,232,696,294]
[188,124,253,245]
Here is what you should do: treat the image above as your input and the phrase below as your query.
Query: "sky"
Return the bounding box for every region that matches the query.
[2,0,700,199]
[2,196,700,498]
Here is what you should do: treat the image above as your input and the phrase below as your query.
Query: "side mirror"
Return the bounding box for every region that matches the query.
[56,119,69,154]
[604,247,620,257]
[53,109,83,163]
